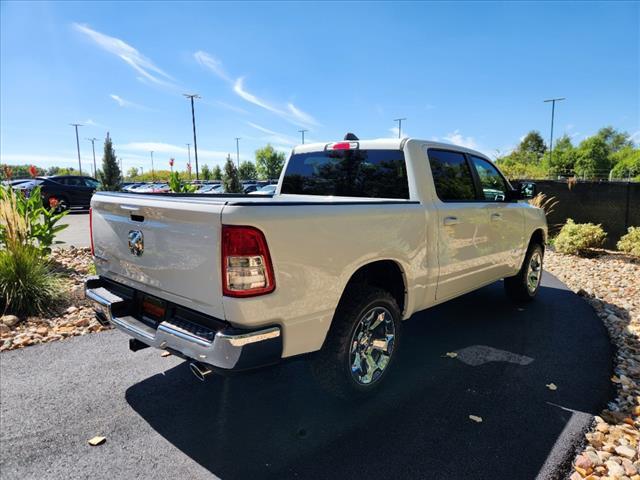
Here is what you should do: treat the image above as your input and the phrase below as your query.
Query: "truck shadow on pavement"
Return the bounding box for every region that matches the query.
[126,275,613,480]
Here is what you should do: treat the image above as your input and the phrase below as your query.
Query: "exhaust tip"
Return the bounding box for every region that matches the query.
[189,362,213,381]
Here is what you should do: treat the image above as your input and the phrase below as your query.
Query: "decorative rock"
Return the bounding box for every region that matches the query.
[0,324,10,335]
[1,315,19,328]
[617,445,637,460]
[65,306,78,314]
[623,459,638,476]
[607,460,626,477]
[576,453,595,470]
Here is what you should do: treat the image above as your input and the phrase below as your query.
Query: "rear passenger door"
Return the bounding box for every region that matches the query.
[425,149,495,301]
[468,155,524,277]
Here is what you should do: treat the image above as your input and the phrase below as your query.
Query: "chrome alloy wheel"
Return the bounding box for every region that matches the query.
[527,250,543,294]
[349,306,396,385]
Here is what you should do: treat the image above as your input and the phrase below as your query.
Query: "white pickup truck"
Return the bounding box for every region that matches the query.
[86,135,547,397]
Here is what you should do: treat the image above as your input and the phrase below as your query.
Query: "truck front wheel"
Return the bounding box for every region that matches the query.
[504,243,544,301]
[311,286,402,398]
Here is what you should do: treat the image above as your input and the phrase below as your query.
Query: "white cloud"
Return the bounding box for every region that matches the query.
[0,153,80,167]
[443,130,478,149]
[73,23,175,88]
[209,100,248,115]
[247,122,298,146]
[388,127,408,139]
[119,142,230,162]
[83,118,100,127]
[193,51,230,82]
[110,94,149,110]
[193,49,319,128]
[286,103,319,127]
[233,77,319,128]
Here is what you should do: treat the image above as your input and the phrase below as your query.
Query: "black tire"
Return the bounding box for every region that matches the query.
[311,286,402,398]
[504,243,544,302]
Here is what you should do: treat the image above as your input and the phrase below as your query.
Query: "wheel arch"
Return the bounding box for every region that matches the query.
[338,259,408,317]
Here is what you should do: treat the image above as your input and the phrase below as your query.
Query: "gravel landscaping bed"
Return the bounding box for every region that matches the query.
[545,249,640,480]
[0,247,109,352]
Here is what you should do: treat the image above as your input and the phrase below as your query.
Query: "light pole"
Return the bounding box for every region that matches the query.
[186,143,192,180]
[150,151,155,181]
[235,137,241,169]
[393,118,406,139]
[86,138,98,178]
[139,166,144,177]
[183,93,201,180]
[70,123,83,174]
[298,129,308,144]
[543,98,566,168]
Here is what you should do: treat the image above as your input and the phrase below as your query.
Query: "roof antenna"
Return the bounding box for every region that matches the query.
[344,132,359,141]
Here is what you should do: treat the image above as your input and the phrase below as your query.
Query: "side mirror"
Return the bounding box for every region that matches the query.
[508,182,537,200]
[519,182,537,199]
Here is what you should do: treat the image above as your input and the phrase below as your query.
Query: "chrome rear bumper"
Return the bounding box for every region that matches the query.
[85,276,282,371]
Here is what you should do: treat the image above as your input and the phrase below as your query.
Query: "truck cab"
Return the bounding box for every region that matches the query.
[86,136,546,397]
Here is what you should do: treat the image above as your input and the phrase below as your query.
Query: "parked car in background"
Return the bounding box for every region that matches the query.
[133,183,169,194]
[249,184,277,195]
[242,183,259,193]
[13,175,99,211]
[87,135,545,397]
[194,184,221,194]
[121,183,145,192]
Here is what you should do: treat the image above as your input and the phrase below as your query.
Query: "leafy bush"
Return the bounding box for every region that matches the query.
[554,219,607,256]
[168,171,197,193]
[0,244,63,316]
[617,227,640,257]
[0,185,68,254]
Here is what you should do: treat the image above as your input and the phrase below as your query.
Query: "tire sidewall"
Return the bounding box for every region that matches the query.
[522,244,544,299]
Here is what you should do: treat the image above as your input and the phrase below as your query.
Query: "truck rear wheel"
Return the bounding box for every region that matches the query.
[504,243,544,302]
[311,286,401,398]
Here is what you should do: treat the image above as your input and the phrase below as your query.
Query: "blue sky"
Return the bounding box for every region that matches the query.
[1,1,638,175]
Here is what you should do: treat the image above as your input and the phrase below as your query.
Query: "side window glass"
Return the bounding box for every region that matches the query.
[426,149,476,201]
[469,156,508,201]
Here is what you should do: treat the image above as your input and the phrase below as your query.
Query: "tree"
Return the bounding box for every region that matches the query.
[98,132,121,190]
[126,167,139,180]
[201,164,211,180]
[610,146,640,180]
[212,165,222,180]
[518,131,547,160]
[255,144,285,180]
[222,155,243,193]
[542,134,577,177]
[575,136,611,178]
[238,161,258,180]
[596,126,632,153]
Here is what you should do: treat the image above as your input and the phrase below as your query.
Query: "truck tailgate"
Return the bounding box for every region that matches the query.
[91,193,226,319]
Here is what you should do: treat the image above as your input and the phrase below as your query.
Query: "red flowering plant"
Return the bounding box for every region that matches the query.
[29,165,38,178]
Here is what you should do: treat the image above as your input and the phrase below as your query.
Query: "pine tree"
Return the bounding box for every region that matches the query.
[222,154,243,193]
[99,132,121,191]
[201,164,211,180]
[212,165,222,180]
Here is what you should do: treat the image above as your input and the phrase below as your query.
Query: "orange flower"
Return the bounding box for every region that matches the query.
[29,165,38,178]
[49,197,60,209]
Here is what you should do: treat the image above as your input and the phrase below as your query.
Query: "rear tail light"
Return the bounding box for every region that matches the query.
[221,225,275,297]
[89,207,95,256]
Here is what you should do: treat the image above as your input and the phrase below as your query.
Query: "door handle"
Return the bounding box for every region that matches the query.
[491,213,503,221]
[443,216,460,226]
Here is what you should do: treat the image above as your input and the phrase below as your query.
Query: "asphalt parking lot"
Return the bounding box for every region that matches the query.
[56,211,90,248]
[0,274,612,480]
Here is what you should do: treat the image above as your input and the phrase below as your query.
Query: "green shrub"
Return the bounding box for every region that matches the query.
[617,227,640,257]
[554,218,607,256]
[0,244,63,316]
[0,185,68,254]
[168,171,197,193]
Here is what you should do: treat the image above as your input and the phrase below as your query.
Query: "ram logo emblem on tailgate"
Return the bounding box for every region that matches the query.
[128,230,144,256]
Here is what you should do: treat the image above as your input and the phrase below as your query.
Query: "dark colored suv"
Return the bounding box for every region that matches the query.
[14,175,100,211]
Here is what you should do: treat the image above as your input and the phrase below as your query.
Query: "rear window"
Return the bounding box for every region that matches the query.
[281,149,409,199]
